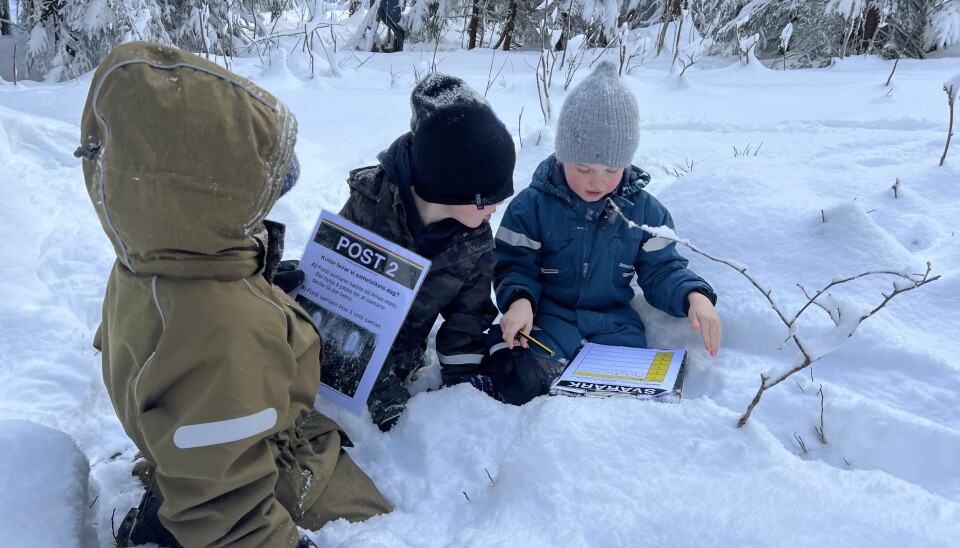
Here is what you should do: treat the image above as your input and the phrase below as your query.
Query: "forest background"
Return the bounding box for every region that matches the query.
[2,1,960,83]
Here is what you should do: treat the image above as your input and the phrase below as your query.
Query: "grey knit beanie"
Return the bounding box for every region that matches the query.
[555,61,640,168]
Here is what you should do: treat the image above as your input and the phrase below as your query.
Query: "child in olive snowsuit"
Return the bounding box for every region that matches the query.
[491,62,721,404]
[337,73,516,430]
[80,42,390,548]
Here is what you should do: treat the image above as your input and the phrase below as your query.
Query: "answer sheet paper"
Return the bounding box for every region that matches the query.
[550,343,686,400]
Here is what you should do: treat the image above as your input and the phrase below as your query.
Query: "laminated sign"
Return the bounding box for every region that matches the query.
[292,210,430,413]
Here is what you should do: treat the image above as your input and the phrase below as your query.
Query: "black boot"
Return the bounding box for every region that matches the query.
[485,346,566,406]
[115,489,182,547]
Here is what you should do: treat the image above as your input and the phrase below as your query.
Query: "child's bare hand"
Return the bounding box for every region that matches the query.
[500,299,534,349]
[687,291,721,357]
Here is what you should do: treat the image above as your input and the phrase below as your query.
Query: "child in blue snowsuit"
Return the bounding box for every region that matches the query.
[492,62,721,400]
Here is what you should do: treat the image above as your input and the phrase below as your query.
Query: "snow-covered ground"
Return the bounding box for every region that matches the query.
[2,25,959,547]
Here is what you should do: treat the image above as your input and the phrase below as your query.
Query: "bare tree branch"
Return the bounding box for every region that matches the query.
[606,199,940,428]
[941,83,955,166]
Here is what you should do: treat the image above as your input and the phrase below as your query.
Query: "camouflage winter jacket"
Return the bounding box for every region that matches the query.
[339,137,498,383]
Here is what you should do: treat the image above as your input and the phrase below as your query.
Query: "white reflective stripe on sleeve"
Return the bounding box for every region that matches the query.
[173,408,278,449]
[437,352,484,365]
[489,342,509,355]
[642,236,671,252]
[496,226,542,250]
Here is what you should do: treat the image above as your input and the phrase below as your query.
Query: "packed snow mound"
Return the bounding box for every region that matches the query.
[0,420,90,547]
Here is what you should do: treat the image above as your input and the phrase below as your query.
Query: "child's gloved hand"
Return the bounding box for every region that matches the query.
[500,298,534,349]
[298,535,319,548]
[687,291,721,357]
[274,259,305,294]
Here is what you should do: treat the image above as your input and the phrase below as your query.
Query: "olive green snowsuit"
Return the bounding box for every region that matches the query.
[80,41,390,547]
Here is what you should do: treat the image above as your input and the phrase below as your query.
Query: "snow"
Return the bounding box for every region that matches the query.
[0,420,92,547]
[2,30,960,548]
[780,21,794,51]
[947,73,960,99]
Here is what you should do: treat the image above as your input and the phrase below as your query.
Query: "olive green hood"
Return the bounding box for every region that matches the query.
[79,41,297,279]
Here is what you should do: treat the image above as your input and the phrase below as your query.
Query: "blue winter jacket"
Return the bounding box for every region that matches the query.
[493,155,717,359]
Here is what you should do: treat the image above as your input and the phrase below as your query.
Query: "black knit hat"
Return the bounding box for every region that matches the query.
[410,73,515,207]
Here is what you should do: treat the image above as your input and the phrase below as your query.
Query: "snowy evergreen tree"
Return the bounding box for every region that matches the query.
[8,0,958,80]
[405,0,453,44]
[14,0,285,81]
[683,1,930,66]
[403,0,547,50]
[927,0,960,50]
[705,1,838,66]
[505,0,553,48]
[18,0,174,80]
[166,1,267,59]
[561,0,624,47]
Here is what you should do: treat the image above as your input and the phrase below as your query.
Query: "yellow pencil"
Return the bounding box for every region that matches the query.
[517,329,555,356]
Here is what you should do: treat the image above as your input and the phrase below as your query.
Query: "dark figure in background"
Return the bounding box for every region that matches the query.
[377,0,405,51]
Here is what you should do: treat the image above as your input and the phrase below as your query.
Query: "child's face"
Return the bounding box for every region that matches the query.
[447,201,504,228]
[563,162,625,202]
